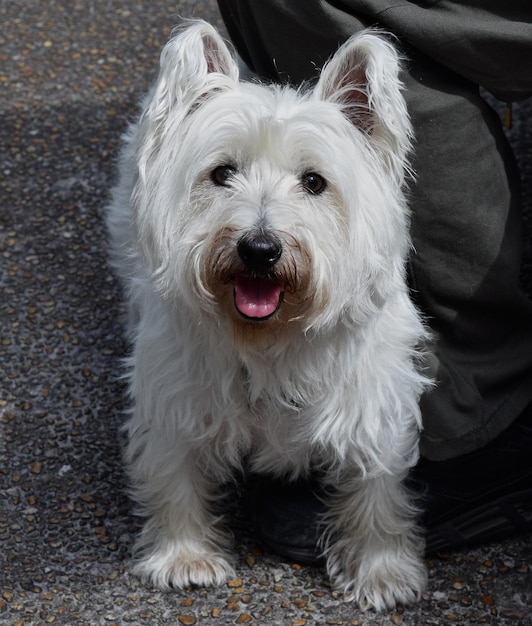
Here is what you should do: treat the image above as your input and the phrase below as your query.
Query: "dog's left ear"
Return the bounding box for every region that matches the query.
[314,31,412,183]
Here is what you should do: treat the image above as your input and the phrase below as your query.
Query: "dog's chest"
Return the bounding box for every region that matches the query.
[234,368,316,472]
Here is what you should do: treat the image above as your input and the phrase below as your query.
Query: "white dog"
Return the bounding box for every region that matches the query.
[107,20,432,611]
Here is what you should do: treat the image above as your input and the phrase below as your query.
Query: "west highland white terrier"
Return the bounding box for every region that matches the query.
[107,20,432,610]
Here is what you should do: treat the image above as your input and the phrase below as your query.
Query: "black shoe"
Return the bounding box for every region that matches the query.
[412,403,532,553]
[246,476,327,565]
[245,404,532,564]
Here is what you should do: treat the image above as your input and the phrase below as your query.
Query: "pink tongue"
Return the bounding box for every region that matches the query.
[234,276,283,319]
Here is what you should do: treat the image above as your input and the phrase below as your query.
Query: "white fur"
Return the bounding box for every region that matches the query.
[107,20,432,611]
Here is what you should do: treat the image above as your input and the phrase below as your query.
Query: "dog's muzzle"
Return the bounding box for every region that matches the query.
[234,233,284,320]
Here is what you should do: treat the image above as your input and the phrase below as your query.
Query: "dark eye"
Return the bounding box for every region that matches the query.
[211,165,237,187]
[301,172,326,195]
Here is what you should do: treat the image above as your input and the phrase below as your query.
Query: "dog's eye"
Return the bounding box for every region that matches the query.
[211,165,237,187]
[301,172,326,195]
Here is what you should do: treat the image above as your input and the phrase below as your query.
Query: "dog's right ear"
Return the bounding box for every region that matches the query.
[142,20,239,126]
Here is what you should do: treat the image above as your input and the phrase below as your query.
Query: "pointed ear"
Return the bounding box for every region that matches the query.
[314,31,412,183]
[144,20,239,124]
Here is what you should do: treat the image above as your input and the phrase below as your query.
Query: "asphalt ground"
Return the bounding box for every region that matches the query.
[1,1,531,625]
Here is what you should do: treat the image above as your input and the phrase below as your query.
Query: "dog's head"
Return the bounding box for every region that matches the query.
[131,20,413,349]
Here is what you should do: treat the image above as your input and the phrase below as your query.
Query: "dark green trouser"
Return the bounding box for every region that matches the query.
[217,0,532,460]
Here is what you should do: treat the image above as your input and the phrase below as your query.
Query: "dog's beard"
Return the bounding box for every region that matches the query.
[199,227,316,350]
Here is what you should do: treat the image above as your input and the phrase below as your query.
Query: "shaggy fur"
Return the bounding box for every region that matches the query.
[107,20,432,611]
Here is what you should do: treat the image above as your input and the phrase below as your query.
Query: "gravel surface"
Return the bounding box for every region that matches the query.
[1,2,531,624]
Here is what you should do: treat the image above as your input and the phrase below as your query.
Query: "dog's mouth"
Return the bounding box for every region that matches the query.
[234,275,284,320]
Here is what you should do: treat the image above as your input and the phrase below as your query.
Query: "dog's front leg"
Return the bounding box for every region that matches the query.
[324,471,426,611]
[127,430,235,590]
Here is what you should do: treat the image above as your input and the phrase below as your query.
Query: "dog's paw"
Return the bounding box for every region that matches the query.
[328,547,427,611]
[132,541,235,590]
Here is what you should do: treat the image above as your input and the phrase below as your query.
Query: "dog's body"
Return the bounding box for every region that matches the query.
[107,21,431,610]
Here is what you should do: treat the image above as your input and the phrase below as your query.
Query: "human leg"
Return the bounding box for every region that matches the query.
[217,0,532,553]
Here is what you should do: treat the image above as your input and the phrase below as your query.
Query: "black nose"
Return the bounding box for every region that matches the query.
[237,233,282,273]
